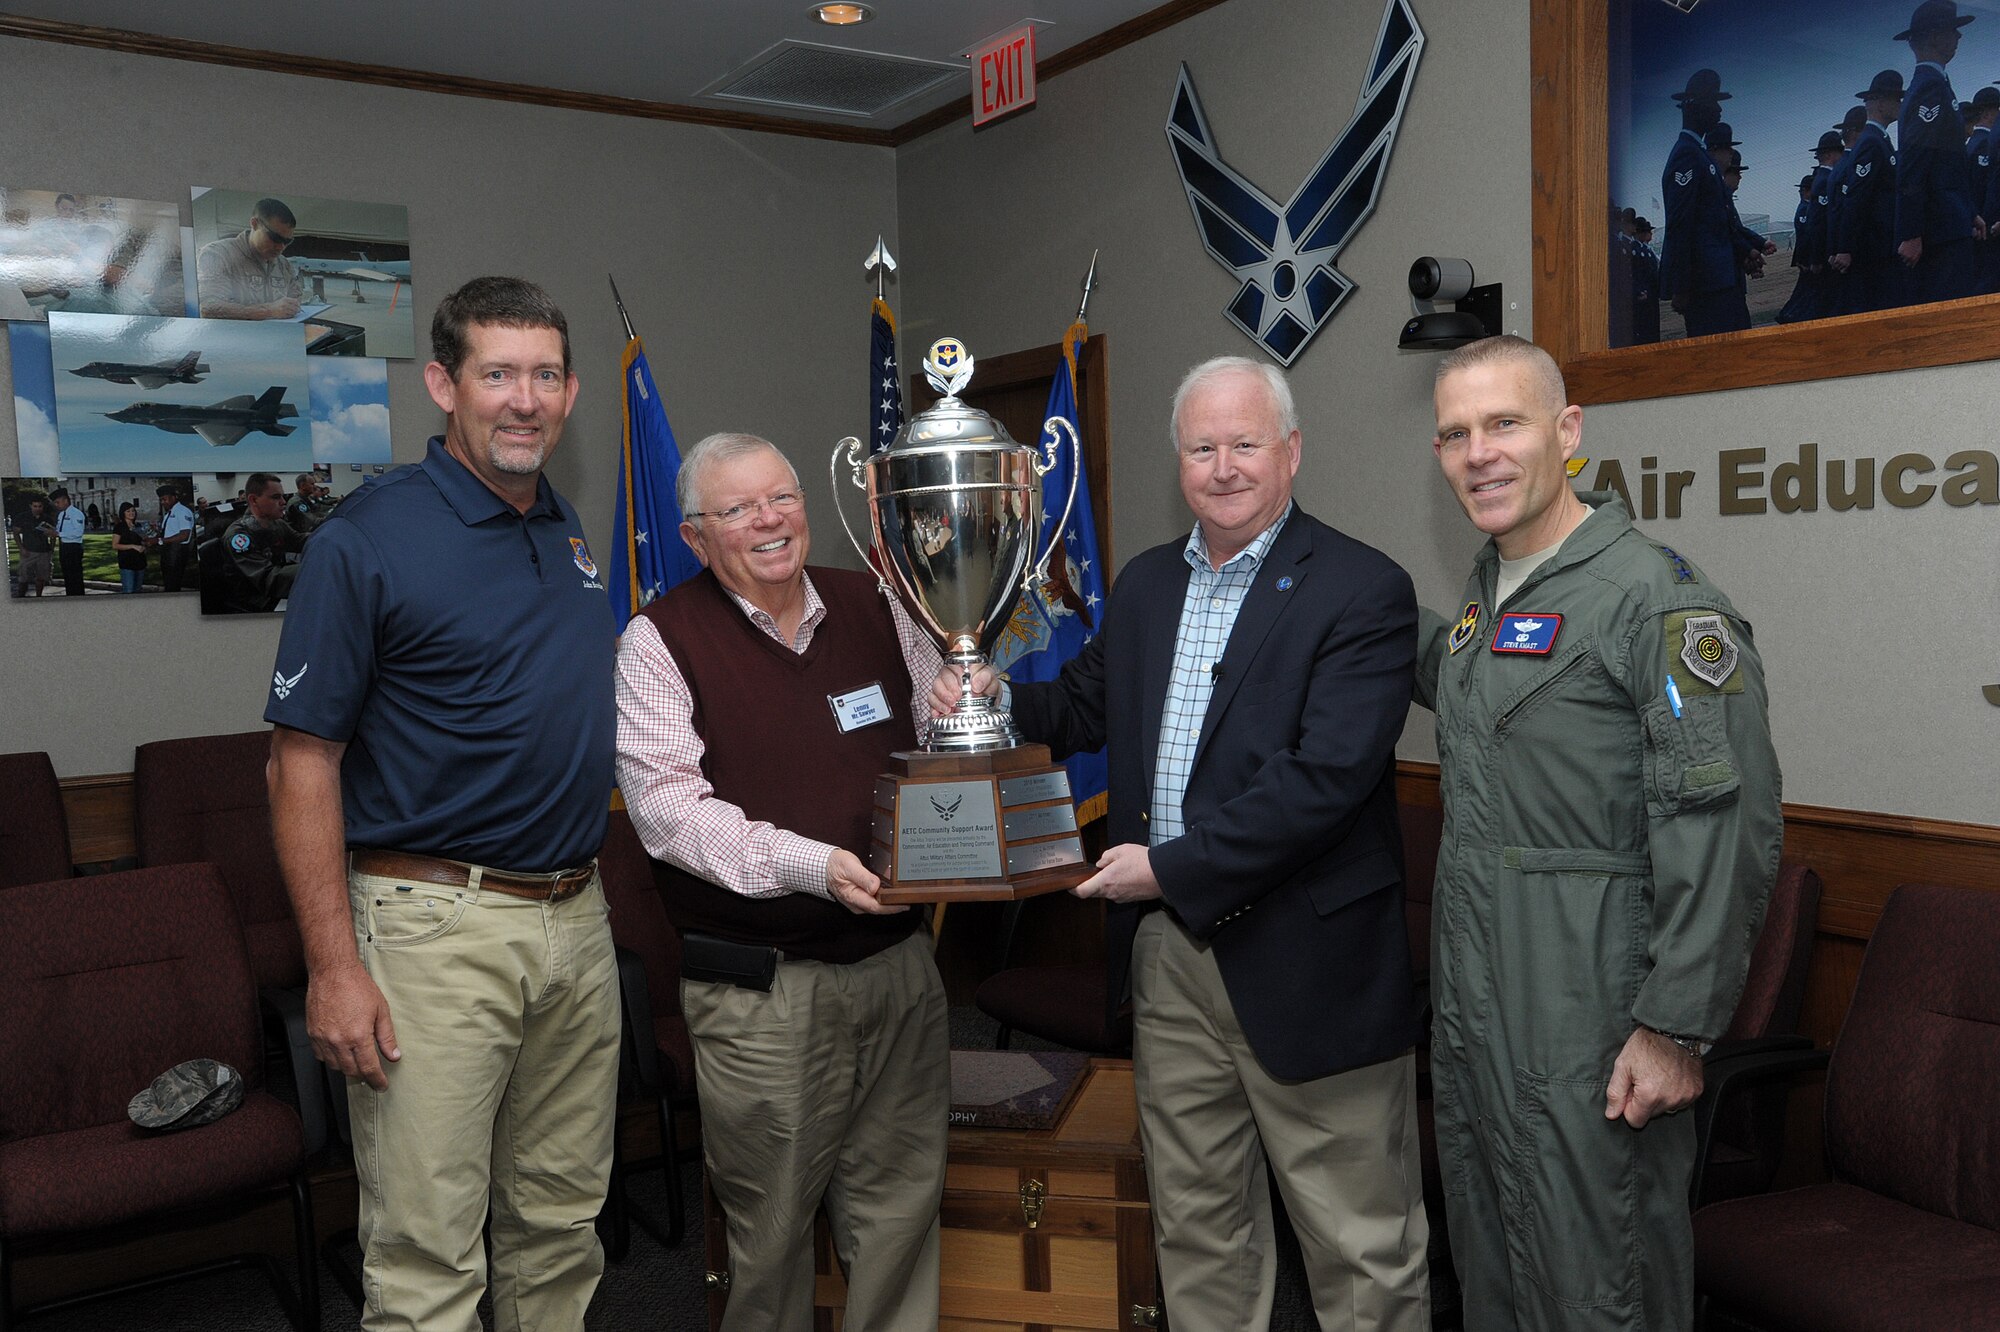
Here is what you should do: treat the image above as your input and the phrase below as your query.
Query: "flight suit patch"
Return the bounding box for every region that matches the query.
[1667,610,1743,692]
[1655,544,1698,584]
[1490,613,1562,655]
[1447,602,1481,655]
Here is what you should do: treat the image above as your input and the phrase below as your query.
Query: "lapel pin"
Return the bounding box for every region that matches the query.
[1276,576,1294,591]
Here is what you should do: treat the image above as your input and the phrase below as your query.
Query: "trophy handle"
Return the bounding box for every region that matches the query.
[1027,415,1083,595]
[830,436,892,595]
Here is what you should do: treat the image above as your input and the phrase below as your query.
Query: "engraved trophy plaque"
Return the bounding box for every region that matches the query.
[832,337,1090,902]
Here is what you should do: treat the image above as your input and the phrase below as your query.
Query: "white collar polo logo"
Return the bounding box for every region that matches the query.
[272,664,307,699]
[1166,0,1424,366]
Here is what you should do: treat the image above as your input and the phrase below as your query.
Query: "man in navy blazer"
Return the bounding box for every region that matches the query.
[937,357,1428,1330]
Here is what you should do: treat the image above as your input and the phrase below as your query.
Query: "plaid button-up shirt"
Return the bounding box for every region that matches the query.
[1148,506,1292,844]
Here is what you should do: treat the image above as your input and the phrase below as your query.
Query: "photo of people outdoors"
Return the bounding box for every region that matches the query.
[190,187,415,358]
[1608,0,2000,345]
[5,473,196,597]
[0,189,186,323]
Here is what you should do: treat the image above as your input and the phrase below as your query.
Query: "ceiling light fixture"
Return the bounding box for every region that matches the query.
[812,4,875,25]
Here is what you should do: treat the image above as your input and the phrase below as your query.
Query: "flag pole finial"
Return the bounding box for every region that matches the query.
[608,274,636,342]
[865,236,898,302]
[1075,249,1100,323]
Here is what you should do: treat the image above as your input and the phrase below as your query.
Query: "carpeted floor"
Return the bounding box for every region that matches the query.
[23,1007,1412,1331]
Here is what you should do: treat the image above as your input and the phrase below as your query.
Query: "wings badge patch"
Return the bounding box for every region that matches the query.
[1165,0,1425,365]
[1674,169,1694,186]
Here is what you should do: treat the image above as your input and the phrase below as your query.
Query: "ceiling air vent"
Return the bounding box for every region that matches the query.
[704,40,963,118]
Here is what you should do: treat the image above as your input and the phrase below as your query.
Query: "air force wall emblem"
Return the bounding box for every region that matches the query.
[1165,0,1425,365]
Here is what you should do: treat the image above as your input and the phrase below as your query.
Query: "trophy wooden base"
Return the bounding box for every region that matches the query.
[868,745,1090,904]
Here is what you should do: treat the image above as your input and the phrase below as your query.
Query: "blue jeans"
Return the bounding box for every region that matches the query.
[120,568,144,593]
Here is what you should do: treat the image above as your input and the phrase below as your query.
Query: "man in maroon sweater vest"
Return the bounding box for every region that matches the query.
[614,432,949,1331]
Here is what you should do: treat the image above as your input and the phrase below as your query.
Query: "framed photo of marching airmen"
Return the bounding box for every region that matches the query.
[1534,0,2000,404]
[3,178,413,613]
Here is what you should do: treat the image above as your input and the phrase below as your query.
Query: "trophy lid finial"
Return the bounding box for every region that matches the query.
[923,337,976,399]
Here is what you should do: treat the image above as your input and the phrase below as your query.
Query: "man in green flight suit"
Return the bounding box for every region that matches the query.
[1415,336,1781,1331]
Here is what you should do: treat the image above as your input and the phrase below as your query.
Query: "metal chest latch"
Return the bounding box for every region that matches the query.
[703,1270,731,1292]
[1019,1177,1047,1229]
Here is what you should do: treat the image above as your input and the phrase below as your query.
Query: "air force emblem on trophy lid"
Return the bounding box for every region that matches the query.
[924,338,976,398]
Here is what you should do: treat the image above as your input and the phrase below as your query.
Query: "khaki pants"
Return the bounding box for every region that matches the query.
[687,930,949,1332]
[1132,912,1430,1332]
[347,862,621,1332]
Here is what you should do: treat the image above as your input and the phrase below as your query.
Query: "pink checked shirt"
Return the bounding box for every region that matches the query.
[614,572,941,901]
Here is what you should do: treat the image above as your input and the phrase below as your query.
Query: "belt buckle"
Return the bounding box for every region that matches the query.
[546,863,594,904]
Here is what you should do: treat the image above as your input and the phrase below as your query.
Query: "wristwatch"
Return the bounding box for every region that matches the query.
[1651,1028,1711,1059]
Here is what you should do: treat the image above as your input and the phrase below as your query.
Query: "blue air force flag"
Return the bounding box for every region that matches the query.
[869,296,904,453]
[609,337,702,632]
[991,322,1109,824]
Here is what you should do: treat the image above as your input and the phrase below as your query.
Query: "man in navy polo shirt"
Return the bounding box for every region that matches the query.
[266,276,618,1332]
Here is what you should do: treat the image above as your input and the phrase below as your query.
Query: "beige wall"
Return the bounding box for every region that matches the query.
[0,34,897,777]
[895,0,1995,826]
[4,1,1995,824]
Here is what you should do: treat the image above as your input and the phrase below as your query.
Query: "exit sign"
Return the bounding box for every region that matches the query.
[972,25,1036,127]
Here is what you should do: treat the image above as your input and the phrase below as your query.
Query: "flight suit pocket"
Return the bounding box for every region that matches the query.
[1642,699,1742,816]
[1509,1069,1642,1314]
[1496,850,1651,1069]
[365,886,466,949]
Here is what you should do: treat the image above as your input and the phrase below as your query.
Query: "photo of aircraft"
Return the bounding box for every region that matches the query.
[104,386,299,447]
[67,350,210,389]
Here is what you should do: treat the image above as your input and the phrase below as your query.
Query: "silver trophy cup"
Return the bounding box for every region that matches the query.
[832,337,1079,752]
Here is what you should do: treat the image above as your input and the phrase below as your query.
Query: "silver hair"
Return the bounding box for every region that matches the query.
[1168,356,1300,450]
[677,432,801,519]
[1433,335,1569,413]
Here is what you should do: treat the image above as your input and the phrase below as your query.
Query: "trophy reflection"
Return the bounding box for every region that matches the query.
[831,337,1090,902]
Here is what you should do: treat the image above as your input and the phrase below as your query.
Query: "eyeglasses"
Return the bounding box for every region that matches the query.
[259,222,296,250]
[687,491,803,528]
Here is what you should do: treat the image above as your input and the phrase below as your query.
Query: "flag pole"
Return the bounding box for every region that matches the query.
[1074,249,1099,323]
[865,236,897,300]
[608,273,636,342]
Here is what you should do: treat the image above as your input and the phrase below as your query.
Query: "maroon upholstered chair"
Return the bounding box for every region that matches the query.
[0,752,71,889]
[1692,861,1823,1207]
[133,730,301,990]
[132,730,335,1159]
[1693,883,2000,1332]
[600,809,696,1250]
[974,900,1133,1058]
[0,864,316,1329]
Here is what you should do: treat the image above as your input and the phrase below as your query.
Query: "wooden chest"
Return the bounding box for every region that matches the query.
[704,1058,1159,1331]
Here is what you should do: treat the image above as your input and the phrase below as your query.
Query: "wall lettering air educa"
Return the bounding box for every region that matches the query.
[1574,447,2000,519]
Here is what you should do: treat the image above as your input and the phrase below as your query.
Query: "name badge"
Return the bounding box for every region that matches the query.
[1490,612,1562,655]
[829,681,893,733]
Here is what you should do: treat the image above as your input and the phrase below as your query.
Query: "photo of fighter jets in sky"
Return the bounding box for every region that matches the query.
[105,385,298,448]
[69,350,210,389]
[47,310,313,472]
